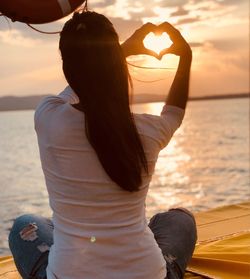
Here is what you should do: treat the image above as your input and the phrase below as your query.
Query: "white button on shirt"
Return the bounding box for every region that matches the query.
[34,86,185,279]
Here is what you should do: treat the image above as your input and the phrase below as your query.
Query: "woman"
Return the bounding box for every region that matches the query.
[9,11,196,279]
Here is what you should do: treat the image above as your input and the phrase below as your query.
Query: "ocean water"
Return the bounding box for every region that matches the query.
[0,98,249,255]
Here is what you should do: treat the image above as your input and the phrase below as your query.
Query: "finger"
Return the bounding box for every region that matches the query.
[158,22,178,33]
[158,45,174,59]
[142,47,159,59]
[136,22,157,38]
[157,22,180,41]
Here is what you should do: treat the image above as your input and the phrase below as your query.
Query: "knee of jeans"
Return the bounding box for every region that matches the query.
[169,207,195,222]
[9,214,39,244]
[170,208,197,240]
[148,213,161,228]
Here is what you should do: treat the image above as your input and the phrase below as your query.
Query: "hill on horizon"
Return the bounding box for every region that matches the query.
[0,92,249,112]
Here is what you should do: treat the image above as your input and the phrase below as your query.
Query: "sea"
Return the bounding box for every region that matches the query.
[0,98,249,256]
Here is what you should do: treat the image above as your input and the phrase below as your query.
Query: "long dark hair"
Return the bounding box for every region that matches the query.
[59,11,148,192]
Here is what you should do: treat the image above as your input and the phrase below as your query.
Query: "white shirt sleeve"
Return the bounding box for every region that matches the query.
[135,105,185,150]
[57,86,79,104]
[34,86,79,124]
[160,104,185,137]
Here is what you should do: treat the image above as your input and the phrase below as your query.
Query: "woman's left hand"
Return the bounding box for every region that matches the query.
[121,23,159,58]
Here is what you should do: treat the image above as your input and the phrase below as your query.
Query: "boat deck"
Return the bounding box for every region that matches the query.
[1,201,249,279]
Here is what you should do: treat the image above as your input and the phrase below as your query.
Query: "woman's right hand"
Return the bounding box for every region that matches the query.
[158,22,192,60]
[121,23,159,58]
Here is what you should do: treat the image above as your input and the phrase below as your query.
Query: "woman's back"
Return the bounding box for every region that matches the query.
[34,87,184,278]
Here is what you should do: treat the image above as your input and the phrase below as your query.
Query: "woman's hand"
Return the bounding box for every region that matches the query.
[121,23,159,58]
[158,22,192,60]
[122,21,192,109]
[121,22,191,60]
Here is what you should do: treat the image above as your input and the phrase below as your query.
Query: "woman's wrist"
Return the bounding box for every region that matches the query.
[179,49,192,66]
[121,42,131,58]
[180,45,192,60]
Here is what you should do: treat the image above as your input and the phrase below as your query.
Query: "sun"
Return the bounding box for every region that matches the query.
[143,32,172,55]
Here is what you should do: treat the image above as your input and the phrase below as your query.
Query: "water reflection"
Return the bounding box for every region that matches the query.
[0,99,249,255]
[147,130,195,217]
[133,100,249,217]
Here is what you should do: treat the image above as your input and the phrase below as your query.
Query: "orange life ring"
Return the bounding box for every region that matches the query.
[0,0,86,24]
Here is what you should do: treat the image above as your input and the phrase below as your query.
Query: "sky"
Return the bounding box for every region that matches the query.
[0,0,249,98]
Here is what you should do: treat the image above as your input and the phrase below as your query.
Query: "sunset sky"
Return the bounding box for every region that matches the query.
[0,0,249,98]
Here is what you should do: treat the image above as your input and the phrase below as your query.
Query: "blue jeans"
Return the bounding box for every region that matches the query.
[8,209,197,279]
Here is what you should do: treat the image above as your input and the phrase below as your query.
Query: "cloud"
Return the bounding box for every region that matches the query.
[0,17,62,43]
[128,9,157,20]
[193,37,249,72]
[0,65,65,96]
[89,0,117,8]
[170,7,190,17]
[190,42,205,47]
[157,0,188,8]
[188,0,248,15]
[123,1,158,20]
[0,29,43,47]
[109,17,143,40]
[216,0,249,6]
[176,16,201,25]
[190,0,247,5]
[208,38,249,52]
[0,0,248,98]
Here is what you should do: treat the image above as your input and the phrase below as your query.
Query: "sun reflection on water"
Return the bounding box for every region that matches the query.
[0,99,249,255]
[146,130,194,217]
[131,102,203,216]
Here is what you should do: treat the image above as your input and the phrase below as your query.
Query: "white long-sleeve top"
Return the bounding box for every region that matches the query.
[34,86,185,279]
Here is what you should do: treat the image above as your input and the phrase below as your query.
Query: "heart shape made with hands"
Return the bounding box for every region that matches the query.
[143,32,172,56]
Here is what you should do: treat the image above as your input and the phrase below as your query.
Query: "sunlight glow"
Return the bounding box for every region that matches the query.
[142,6,176,25]
[143,32,172,55]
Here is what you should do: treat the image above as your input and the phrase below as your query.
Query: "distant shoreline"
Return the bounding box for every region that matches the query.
[134,92,250,104]
[0,92,249,112]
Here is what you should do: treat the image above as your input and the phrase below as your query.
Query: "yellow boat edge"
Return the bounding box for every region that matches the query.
[1,201,249,279]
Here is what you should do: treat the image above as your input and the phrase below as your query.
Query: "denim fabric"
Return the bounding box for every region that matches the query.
[9,209,196,279]
[148,208,197,279]
[8,214,53,279]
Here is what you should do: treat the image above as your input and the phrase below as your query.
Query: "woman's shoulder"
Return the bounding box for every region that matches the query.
[34,87,80,126]
[34,95,64,125]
